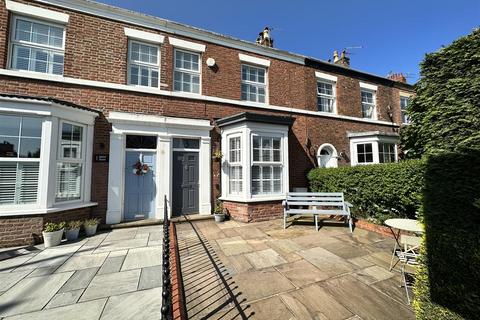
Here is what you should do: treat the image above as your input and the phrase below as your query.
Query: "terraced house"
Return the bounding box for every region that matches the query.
[0,0,413,247]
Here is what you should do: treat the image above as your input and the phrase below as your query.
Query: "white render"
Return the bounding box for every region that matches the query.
[6,0,69,23]
[124,27,165,44]
[238,54,271,67]
[106,112,212,223]
[168,37,206,52]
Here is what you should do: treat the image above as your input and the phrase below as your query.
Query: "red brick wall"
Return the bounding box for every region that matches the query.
[0,206,93,248]
[223,200,283,222]
[0,1,412,230]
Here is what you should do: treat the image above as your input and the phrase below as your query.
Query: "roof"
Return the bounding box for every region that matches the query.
[0,93,100,114]
[41,0,414,89]
[216,112,295,128]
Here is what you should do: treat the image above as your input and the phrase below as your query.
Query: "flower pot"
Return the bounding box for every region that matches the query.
[65,228,80,241]
[84,224,98,236]
[43,228,64,248]
[214,213,225,223]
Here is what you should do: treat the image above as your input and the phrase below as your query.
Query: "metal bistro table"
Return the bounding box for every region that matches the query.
[385,218,423,271]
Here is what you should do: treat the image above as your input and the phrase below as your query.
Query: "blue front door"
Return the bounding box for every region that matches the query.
[124,151,156,220]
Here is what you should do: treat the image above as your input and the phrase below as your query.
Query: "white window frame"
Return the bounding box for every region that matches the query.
[55,120,87,204]
[400,95,410,124]
[360,89,377,120]
[250,133,283,196]
[220,122,289,202]
[0,97,97,216]
[173,48,201,94]
[226,133,243,196]
[127,40,160,88]
[316,80,336,113]
[0,114,42,207]
[241,64,268,104]
[8,15,66,76]
[349,135,398,166]
[317,143,338,168]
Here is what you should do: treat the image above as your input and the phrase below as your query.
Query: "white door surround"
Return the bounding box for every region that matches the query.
[106,111,213,224]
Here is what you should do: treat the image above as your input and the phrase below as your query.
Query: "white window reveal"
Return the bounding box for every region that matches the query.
[317,81,335,113]
[174,49,201,94]
[400,96,410,124]
[56,122,85,202]
[0,114,42,205]
[10,16,65,75]
[317,143,338,168]
[128,41,159,88]
[228,136,242,195]
[361,90,376,119]
[251,136,282,195]
[241,64,267,103]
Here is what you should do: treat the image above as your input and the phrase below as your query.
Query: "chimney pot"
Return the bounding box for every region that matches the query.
[388,73,407,83]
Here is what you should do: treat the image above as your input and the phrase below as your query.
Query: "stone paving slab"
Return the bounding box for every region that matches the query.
[0,271,74,317]
[3,298,107,320]
[100,287,163,320]
[177,219,415,320]
[0,225,164,319]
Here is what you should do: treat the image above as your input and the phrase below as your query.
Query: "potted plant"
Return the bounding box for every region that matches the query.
[42,222,65,248]
[84,218,100,236]
[65,220,82,241]
[213,199,226,222]
[212,149,223,161]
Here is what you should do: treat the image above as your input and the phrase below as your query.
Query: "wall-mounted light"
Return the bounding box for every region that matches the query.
[206,57,216,67]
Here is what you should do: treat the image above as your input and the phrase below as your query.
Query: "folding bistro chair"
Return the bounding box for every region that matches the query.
[397,235,421,304]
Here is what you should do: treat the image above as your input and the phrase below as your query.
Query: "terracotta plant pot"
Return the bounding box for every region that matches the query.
[84,224,98,236]
[43,228,64,248]
[65,228,80,241]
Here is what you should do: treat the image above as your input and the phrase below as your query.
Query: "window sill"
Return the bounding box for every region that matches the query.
[0,201,98,217]
[219,195,286,203]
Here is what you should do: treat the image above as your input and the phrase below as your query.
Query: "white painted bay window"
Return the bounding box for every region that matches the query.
[9,16,65,75]
[0,96,97,216]
[349,132,398,166]
[174,49,201,94]
[241,64,267,103]
[128,41,160,88]
[219,114,291,202]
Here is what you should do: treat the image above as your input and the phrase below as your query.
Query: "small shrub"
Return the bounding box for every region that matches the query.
[84,218,100,227]
[43,222,65,233]
[66,220,83,230]
[308,159,425,224]
[213,199,223,215]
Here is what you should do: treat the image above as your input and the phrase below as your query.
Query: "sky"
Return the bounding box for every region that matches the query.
[98,0,479,83]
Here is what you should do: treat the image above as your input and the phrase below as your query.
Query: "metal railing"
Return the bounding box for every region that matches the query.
[161,195,172,320]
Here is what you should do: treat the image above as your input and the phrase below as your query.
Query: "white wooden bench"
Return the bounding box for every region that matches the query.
[282,192,353,232]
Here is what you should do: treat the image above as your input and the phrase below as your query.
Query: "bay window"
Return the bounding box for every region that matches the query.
[0,96,97,215]
[219,113,291,201]
[9,16,65,75]
[349,132,398,166]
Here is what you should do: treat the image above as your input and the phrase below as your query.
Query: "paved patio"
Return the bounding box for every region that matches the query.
[176,218,415,320]
[0,226,163,320]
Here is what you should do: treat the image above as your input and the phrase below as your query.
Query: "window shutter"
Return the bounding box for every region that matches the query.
[17,163,39,204]
[0,163,17,205]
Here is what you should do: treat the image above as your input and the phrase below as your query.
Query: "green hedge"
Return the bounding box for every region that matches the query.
[413,149,480,319]
[307,159,425,224]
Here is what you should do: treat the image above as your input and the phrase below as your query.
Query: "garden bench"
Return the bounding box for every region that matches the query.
[282,192,353,232]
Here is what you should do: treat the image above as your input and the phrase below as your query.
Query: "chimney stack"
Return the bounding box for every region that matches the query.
[387,73,407,83]
[256,27,274,48]
[333,49,350,68]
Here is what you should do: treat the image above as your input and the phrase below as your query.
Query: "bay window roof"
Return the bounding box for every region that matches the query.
[216,112,294,128]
